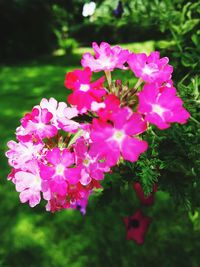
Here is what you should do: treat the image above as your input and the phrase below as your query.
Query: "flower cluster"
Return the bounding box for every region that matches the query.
[6,42,190,215]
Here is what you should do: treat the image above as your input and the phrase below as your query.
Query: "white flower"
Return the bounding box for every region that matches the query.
[82,2,96,17]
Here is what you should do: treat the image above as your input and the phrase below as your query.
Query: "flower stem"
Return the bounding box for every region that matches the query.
[134,78,143,90]
[105,70,112,90]
[190,116,200,125]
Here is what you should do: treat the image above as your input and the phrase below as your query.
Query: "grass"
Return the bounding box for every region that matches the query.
[0,41,200,267]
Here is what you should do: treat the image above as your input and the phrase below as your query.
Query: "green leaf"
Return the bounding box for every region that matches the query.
[181,19,200,35]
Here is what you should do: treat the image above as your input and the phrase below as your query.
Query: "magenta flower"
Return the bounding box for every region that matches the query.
[65,67,106,113]
[81,42,130,72]
[19,107,57,139]
[46,184,91,213]
[14,161,42,207]
[128,51,173,84]
[96,94,121,121]
[137,84,190,129]
[6,44,191,215]
[90,107,148,166]
[40,148,80,197]
[133,182,157,206]
[123,210,151,244]
[74,137,110,185]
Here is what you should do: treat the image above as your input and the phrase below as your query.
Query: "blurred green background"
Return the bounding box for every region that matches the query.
[0,0,200,266]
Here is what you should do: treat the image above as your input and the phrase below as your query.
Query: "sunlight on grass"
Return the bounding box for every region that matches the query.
[77,40,155,55]
[13,216,48,248]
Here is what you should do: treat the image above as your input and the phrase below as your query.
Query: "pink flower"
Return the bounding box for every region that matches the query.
[90,108,148,166]
[45,194,70,212]
[46,183,91,213]
[6,140,44,170]
[137,84,190,129]
[40,148,80,197]
[14,161,42,207]
[133,182,157,206]
[19,107,57,139]
[81,42,130,72]
[128,51,173,84]
[65,67,106,113]
[74,137,110,185]
[39,97,79,132]
[96,94,120,121]
[123,210,151,244]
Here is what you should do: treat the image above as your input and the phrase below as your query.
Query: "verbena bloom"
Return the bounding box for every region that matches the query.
[19,107,57,139]
[74,137,110,185]
[6,98,95,213]
[40,148,79,197]
[6,140,43,170]
[123,210,151,244]
[65,67,106,113]
[39,97,78,130]
[96,94,120,121]
[90,107,148,166]
[128,51,173,84]
[133,182,157,206]
[38,97,79,133]
[81,42,130,72]
[14,161,42,207]
[137,84,190,129]
[6,43,190,219]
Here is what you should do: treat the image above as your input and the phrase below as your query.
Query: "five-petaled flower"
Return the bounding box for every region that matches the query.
[133,182,157,206]
[123,210,151,244]
[128,51,173,84]
[81,42,130,72]
[137,84,190,129]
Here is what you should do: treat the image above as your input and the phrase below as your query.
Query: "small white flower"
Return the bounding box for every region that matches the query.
[82,2,96,17]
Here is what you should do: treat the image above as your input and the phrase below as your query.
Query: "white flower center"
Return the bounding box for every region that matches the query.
[143,64,158,75]
[83,158,90,167]
[113,130,125,142]
[56,164,65,175]
[152,104,166,117]
[99,57,113,67]
[91,101,106,111]
[36,122,44,129]
[79,84,90,92]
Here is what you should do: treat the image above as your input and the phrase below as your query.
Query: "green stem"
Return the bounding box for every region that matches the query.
[133,78,143,90]
[190,116,200,125]
[104,70,112,90]
[170,29,182,53]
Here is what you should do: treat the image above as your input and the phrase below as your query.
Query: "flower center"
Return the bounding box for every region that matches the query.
[91,101,106,111]
[83,158,90,167]
[33,175,41,188]
[128,219,140,229]
[143,63,158,75]
[36,122,44,129]
[56,164,65,175]
[79,84,90,92]
[152,104,166,117]
[113,130,125,142]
